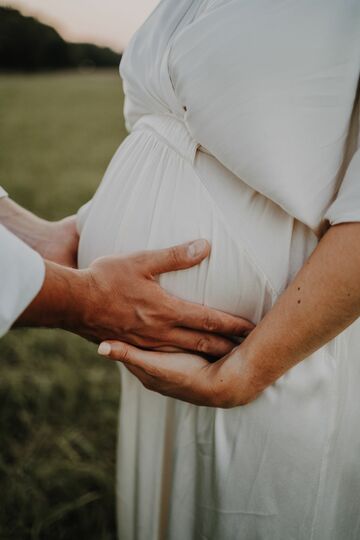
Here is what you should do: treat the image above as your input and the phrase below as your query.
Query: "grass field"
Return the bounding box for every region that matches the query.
[0,70,128,540]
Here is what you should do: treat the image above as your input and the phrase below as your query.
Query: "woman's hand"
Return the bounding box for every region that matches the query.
[97,340,261,407]
[39,216,79,268]
[97,223,360,408]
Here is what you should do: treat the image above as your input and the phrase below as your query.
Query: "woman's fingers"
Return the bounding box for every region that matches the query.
[98,340,177,374]
[98,340,206,372]
[98,340,160,365]
[98,341,213,405]
[122,330,234,356]
[123,364,199,403]
[173,298,255,336]
[124,364,155,389]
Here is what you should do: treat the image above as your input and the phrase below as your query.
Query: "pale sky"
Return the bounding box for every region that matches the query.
[0,0,159,51]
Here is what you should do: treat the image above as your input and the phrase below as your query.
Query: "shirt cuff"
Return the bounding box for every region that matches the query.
[0,225,45,337]
[0,187,8,199]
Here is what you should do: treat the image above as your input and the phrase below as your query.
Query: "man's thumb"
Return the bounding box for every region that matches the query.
[146,239,210,275]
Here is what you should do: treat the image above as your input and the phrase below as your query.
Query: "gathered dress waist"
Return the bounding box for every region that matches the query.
[132,113,202,166]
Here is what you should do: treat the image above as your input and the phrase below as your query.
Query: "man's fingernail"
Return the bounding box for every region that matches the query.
[98,342,111,356]
[188,239,208,258]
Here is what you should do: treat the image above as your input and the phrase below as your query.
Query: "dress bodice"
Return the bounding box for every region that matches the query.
[120,0,360,234]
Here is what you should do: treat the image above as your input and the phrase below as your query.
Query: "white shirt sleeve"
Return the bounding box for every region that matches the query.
[0,189,46,337]
[0,186,8,198]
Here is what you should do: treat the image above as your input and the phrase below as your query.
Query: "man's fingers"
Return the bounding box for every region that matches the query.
[174,300,255,336]
[166,328,237,357]
[121,327,237,356]
[143,239,210,275]
[153,346,185,353]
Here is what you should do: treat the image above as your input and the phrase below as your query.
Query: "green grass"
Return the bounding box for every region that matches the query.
[0,70,127,539]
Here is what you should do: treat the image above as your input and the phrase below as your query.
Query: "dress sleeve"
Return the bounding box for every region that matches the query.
[168,3,360,233]
[0,223,45,338]
[324,100,360,225]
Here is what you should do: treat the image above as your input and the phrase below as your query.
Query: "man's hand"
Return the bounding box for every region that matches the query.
[16,240,254,357]
[79,240,254,356]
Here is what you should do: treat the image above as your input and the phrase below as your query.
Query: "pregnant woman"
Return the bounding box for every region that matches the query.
[78,1,360,539]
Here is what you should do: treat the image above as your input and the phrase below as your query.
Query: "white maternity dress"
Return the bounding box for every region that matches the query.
[77,1,360,539]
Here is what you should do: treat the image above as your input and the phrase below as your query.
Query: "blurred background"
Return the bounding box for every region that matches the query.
[0,1,156,538]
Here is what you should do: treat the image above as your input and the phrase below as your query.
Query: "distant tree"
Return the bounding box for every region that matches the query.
[0,7,121,71]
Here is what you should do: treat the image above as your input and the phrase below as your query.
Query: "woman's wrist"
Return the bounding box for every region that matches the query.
[206,342,266,407]
[0,196,52,253]
[232,222,360,404]
[0,197,79,267]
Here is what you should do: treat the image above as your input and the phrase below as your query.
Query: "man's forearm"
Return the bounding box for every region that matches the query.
[15,260,87,332]
[240,222,360,392]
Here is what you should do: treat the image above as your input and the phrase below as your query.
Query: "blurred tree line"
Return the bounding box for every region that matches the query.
[0,7,121,71]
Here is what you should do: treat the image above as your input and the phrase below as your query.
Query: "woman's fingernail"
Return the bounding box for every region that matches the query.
[188,239,208,258]
[98,342,111,356]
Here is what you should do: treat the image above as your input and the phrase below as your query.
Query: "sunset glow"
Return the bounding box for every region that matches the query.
[0,0,159,51]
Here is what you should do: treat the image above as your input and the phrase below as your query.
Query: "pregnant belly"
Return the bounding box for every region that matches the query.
[78,114,316,324]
